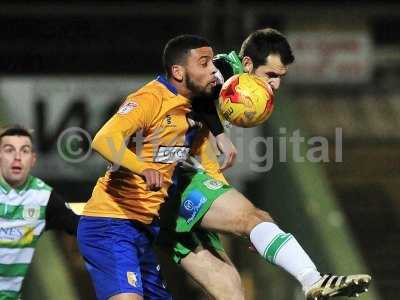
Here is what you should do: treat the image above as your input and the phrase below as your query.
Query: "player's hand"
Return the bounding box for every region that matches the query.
[215,133,237,171]
[142,168,163,191]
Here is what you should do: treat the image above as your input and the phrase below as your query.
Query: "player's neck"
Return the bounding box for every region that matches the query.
[168,78,192,100]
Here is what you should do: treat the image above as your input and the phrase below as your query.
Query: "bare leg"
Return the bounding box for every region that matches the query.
[200,189,273,236]
[180,248,244,300]
[200,188,322,292]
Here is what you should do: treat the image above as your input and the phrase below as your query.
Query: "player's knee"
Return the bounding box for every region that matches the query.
[255,208,274,223]
[244,208,274,235]
[231,204,274,237]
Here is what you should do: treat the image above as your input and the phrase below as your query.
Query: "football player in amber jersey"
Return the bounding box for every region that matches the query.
[77,34,222,300]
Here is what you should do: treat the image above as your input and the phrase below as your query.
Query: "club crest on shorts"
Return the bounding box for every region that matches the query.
[118,102,138,115]
[203,179,223,190]
[22,205,40,221]
[127,271,138,287]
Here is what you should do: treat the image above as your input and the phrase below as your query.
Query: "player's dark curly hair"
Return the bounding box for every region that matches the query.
[0,124,33,144]
[163,34,210,78]
[239,28,295,68]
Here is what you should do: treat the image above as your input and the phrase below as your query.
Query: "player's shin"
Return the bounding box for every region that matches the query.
[249,222,321,291]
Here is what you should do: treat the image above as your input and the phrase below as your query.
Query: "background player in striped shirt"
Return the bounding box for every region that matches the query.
[0,125,79,300]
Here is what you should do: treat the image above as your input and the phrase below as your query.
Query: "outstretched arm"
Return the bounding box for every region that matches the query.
[92,96,151,175]
[92,94,163,190]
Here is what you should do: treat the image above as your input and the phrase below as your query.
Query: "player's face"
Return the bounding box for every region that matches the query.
[0,136,36,188]
[184,47,218,98]
[247,54,288,91]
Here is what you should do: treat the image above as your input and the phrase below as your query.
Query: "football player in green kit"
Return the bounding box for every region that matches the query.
[159,28,371,300]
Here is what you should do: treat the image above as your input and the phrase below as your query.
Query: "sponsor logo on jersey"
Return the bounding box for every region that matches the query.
[0,226,34,245]
[154,146,190,164]
[180,190,207,224]
[0,227,24,241]
[23,205,40,221]
[117,102,138,114]
[203,179,223,190]
[127,271,138,287]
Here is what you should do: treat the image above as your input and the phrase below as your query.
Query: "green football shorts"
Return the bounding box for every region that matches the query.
[158,170,232,263]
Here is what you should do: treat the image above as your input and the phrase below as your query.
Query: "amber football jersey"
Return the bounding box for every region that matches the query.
[82,76,222,224]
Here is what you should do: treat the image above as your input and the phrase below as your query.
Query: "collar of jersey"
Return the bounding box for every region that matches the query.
[0,175,33,195]
[0,177,10,194]
[156,75,178,95]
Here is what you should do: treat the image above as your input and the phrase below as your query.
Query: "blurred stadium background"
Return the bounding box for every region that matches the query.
[1,1,399,299]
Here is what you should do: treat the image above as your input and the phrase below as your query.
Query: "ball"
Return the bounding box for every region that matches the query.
[218,73,274,128]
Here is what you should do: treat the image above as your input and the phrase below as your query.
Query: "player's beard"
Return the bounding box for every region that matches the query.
[185,74,216,102]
